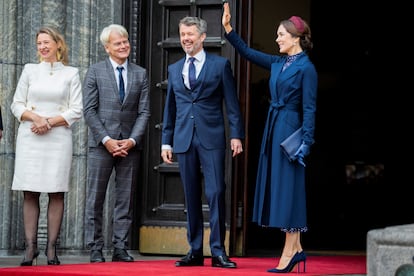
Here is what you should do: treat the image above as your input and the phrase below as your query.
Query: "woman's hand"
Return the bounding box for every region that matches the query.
[30,115,51,135]
[222,2,233,33]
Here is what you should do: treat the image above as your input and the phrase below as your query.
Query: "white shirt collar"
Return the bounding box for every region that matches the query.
[109,57,128,70]
[186,49,205,64]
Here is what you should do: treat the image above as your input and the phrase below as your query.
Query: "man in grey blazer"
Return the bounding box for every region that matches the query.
[83,24,150,263]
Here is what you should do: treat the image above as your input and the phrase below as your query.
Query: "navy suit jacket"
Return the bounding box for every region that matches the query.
[162,53,244,153]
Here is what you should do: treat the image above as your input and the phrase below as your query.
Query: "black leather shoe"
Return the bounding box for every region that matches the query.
[175,252,204,267]
[211,255,237,268]
[90,250,105,263]
[112,248,134,262]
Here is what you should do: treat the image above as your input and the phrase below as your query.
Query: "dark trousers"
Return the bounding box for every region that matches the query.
[84,145,140,250]
[176,132,227,256]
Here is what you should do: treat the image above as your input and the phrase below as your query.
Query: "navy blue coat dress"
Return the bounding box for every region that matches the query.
[225,30,317,229]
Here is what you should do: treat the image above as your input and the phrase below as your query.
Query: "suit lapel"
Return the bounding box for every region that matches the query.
[281,54,308,80]
[125,63,134,101]
[192,55,209,98]
[277,54,309,92]
[174,58,188,92]
[105,59,121,102]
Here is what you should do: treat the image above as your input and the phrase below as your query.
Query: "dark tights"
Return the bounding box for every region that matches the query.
[23,191,64,260]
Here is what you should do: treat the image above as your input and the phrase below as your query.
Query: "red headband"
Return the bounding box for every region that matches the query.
[289,16,304,33]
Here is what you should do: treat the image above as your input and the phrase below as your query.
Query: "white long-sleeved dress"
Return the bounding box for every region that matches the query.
[11,62,83,193]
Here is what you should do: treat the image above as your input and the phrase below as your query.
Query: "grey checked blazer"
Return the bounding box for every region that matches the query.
[83,58,150,149]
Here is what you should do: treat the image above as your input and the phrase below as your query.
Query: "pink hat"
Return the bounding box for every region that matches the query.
[289,16,304,33]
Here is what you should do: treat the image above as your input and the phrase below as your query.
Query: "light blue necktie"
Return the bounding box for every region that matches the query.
[117,66,125,102]
[188,57,196,89]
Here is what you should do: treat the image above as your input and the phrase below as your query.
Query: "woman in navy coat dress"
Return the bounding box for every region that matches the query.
[223,3,317,273]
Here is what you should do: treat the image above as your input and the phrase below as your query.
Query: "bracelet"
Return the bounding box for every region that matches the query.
[46,118,52,129]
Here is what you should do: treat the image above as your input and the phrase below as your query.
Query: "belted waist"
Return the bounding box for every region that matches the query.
[261,101,299,154]
[270,101,299,111]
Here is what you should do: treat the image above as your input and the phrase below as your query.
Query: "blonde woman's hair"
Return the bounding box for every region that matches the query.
[36,26,69,65]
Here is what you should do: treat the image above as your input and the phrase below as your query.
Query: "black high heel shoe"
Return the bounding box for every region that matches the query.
[20,248,40,266]
[45,244,61,265]
[267,251,306,273]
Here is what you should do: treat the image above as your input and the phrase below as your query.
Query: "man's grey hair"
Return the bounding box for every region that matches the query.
[100,24,129,46]
[179,17,207,34]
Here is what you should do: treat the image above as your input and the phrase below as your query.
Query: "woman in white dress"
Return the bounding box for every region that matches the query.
[10,26,82,266]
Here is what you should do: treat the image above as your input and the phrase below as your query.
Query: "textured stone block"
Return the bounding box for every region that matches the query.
[367,224,414,276]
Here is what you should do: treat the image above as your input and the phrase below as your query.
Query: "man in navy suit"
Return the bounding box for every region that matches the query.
[83,24,150,263]
[161,16,244,269]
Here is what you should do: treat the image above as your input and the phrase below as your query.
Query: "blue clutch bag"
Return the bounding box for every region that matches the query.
[280,127,303,162]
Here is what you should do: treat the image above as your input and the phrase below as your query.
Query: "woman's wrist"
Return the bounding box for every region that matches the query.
[46,118,52,129]
[224,25,233,34]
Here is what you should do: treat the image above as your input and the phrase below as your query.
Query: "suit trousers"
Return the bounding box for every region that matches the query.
[84,145,140,250]
[176,131,227,257]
